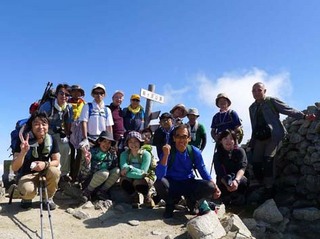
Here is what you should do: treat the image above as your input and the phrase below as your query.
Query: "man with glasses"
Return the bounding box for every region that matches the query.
[39,83,73,183]
[79,83,114,145]
[154,124,221,218]
[153,112,175,157]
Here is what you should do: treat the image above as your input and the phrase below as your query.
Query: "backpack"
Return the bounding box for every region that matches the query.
[9,119,28,156]
[214,110,244,144]
[127,144,157,181]
[88,102,109,119]
[168,145,199,177]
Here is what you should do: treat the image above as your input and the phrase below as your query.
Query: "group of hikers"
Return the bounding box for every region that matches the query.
[11,81,316,219]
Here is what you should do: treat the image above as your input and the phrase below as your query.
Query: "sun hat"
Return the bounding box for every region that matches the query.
[98,131,115,142]
[159,112,173,120]
[70,85,85,96]
[112,90,124,98]
[215,93,231,107]
[170,104,188,118]
[91,83,106,97]
[125,131,144,145]
[187,108,200,117]
[130,94,140,101]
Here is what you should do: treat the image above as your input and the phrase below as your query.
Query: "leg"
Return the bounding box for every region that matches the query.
[18,173,39,208]
[45,166,61,199]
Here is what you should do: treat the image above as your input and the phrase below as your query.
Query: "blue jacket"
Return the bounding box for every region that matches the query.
[156,145,212,181]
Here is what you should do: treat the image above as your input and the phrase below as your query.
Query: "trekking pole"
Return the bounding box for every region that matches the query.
[41,175,55,239]
[39,176,44,239]
[39,82,53,105]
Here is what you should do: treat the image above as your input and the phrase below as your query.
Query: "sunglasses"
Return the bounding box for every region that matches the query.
[175,135,189,140]
[93,91,105,95]
[58,91,70,97]
[131,99,140,102]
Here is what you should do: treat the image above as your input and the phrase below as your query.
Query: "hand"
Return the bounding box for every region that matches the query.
[31,161,46,172]
[19,132,30,154]
[61,137,69,144]
[120,168,128,177]
[213,185,221,199]
[79,138,90,149]
[162,144,171,156]
[227,180,238,192]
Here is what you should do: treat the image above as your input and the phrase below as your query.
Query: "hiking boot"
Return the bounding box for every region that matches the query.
[131,192,141,209]
[20,199,32,209]
[144,195,155,209]
[163,204,174,219]
[43,198,56,210]
[96,189,110,201]
[81,188,92,203]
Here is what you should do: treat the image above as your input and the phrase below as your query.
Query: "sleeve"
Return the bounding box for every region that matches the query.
[51,136,60,154]
[79,103,89,122]
[230,110,242,127]
[155,152,168,180]
[105,107,114,126]
[193,147,212,181]
[271,97,305,119]
[126,151,151,179]
[237,147,248,169]
[210,113,218,129]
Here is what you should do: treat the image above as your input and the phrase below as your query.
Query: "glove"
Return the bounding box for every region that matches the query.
[79,138,90,149]
[61,137,69,144]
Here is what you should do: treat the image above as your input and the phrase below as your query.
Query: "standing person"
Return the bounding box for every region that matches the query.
[11,111,60,210]
[186,108,207,151]
[39,83,73,182]
[108,90,125,153]
[154,124,221,218]
[214,130,248,205]
[249,82,315,195]
[153,112,175,157]
[210,93,243,143]
[79,83,114,143]
[170,104,188,126]
[68,85,86,182]
[119,131,155,209]
[81,131,120,202]
[123,94,145,132]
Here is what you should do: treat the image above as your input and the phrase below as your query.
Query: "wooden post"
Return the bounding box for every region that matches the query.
[144,84,155,128]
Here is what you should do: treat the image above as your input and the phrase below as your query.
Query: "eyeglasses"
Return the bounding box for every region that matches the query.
[160,118,171,122]
[58,91,70,97]
[131,99,140,102]
[93,91,105,95]
[175,135,189,140]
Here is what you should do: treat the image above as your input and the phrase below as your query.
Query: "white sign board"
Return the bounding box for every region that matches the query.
[140,88,165,103]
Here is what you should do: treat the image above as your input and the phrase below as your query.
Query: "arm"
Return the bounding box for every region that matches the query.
[11,134,30,172]
[126,151,151,179]
[155,144,171,180]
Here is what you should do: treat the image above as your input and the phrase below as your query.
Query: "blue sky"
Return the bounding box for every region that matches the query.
[1,1,319,176]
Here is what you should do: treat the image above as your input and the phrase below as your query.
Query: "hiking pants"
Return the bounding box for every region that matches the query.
[52,133,71,176]
[87,167,120,192]
[18,167,61,200]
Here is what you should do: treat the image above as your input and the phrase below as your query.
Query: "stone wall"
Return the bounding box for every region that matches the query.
[274,105,320,208]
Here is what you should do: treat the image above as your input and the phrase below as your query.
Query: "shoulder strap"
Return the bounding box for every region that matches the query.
[88,102,93,117]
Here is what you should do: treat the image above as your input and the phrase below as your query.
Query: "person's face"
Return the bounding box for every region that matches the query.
[221,134,235,151]
[160,117,173,129]
[70,90,82,100]
[217,98,229,111]
[130,98,140,108]
[172,108,184,118]
[32,117,49,139]
[173,127,191,152]
[99,139,112,152]
[92,88,105,102]
[142,132,152,144]
[112,93,124,106]
[127,137,140,151]
[57,88,70,105]
[252,83,266,102]
[187,114,197,123]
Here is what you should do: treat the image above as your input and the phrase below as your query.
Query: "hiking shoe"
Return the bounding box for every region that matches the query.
[81,188,92,203]
[144,195,155,209]
[21,199,32,209]
[96,189,110,201]
[163,204,174,218]
[131,192,141,209]
[43,198,56,210]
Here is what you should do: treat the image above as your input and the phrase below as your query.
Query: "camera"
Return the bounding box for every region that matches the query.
[223,173,235,186]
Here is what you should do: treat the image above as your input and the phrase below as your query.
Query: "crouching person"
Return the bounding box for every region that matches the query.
[154,124,221,218]
[119,131,156,209]
[11,111,61,210]
[81,131,120,202]
[214,130,249,205]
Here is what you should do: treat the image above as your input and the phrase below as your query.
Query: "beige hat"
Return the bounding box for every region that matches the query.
[112,90,124,98]
[215,93,231,107]
[187,108,199,117]
[170,104,188,118]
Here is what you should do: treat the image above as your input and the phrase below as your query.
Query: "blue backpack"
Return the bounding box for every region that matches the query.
[9,119,28,156]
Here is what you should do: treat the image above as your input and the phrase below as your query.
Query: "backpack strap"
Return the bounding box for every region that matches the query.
[168,145,198,176]
[88,102,109,119]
